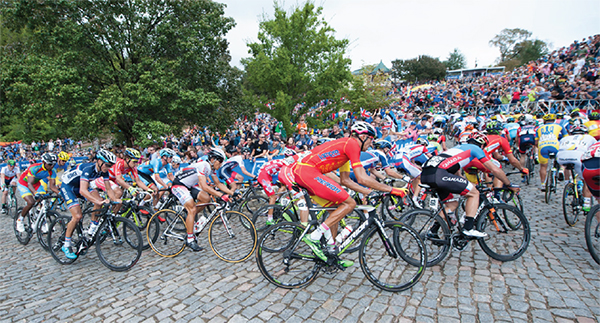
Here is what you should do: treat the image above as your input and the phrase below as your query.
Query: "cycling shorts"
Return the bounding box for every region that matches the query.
[582,158,600,198]
[421,167,474,201]
[138,172,157,188]
[292,163,349,207]
[59,184,93,209]
[171,185,202,205]
[90,178,119,192]
[3,178,16,187]
[257,171,277,197]
[538,144,559,164]
[397,155,421,178]
[557,151,584,179]
[16,182,45,198]
[518,136,535,154]
[217,167,239,185]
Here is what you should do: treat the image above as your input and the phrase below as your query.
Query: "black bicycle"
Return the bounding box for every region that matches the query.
[584,204,600,265]
[13,194,62,251]
[47,202,143,271]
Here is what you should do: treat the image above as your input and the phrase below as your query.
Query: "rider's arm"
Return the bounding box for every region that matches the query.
[104,178,120,202]
[339,170,372,195]
[115,175,132,190]
[238,164,256,179]
[0,173,5,189]
[80,179,105,205]
[384,167,404,179]
[48,178,60,194]
[27,174,38,196]
[482,160,512,186]
[351,166,395,193]
[152,172,169,188]
[200,174,232,197]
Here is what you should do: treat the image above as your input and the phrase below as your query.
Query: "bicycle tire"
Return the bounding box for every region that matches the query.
[255,222,320,289]
[36,210,59,251]
[501,189,524,217]
[208,210,257,263]
[400,209,451,267]
[47,215,79,264]
[340,209,367,254]
[148,209,187,257]
[96,217,142,271]
[359,221,426,292]
[382,194,411,221]
[584,205,600,265]
[476,204,530,261]
[544,170,552,204]
[14,207,32,245]
[8,191,18,219]
[562,182,580,227]
[125,205,158,250]
[237,194,267,214]
[252,204,298,232]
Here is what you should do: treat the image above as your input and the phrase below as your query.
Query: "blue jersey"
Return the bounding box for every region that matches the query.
[61,163,109,188]
[138,158,173,176]
[504,123,520,139]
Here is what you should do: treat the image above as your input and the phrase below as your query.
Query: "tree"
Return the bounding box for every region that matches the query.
[391,55,446,83]
[444,48,467,70]
[489,28,532,63]
[242,1,352,135]
[511,39,549,64]
[1,0,241,144]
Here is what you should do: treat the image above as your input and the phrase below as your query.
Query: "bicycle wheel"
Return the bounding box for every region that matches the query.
[500,190,524,227]
[476,204,530,261]
[208,211,257,262]
[400,209,451,267]
[544,170,552,204]
[47,215,79,264]
[126,206,158,250]
[359,221,426,292]
[562,182,580,227]
[36,210,59,251]
[238,195,268,217]
[584,205,600,265]
[148,209,187,257]
[8,191,18,218]
[252,205,297,232]
[255,222,320,289]
[96,217,143,271]
[340,209,367,254]
[14,208,32,245]
[382,194,411,221]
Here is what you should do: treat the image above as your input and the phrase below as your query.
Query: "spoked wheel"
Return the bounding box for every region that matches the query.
[125,206,158,250]
[96,217,143,271]
[47,215,79,265]
[400,209,451,267]
[37,211,59,251]
[238,195,268,218]
[477,204,530,261]
[148,209,187,257]
[359,221,426,292]
[544,172,552,204]
[14,208,32,245]
[584,205,600,265]
[208,211,257,263]
[256,222,320,289]
[562,182,580,227]
[252,205,297,232]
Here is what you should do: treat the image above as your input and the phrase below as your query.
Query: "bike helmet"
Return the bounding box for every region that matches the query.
[282,148,296,157]
[415,138,429,146]
[506,117,515,123]
[465,124,475,131]
[160,148,176,158]
[96,149,117,165]
[350,121,376,137]
[535,111,545,119]
[69,159,76,167]
[7,160,16,166]
[125,148,141,160]
[485,121,502,135]
[433,128,443,135]
[542,114,556,122]
[208,147,226,162]
[556,113,564,120]
[589,111,600,121]
[41,153,58,166]
[172,155,182,164]
[58,151,70,161]
[373,140,392,150]
[569,124,588,135]
[467,131,489,147]
[317,137,333,145]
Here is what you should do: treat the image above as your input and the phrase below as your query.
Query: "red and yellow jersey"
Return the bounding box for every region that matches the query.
[299,137,363,174]
[485,134,513,155]
[109,158,139,182]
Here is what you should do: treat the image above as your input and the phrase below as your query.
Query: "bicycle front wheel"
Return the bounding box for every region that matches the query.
[47,215,78,264]
[126,206,158,250]
[8,192,18,218]
[562,182,580,227]
[96,217,143,271]
[238,195,268,218]
[544,171,552,204]
[476,204,530,261]
[208,211,257,262]
[36,210,59,251]
[400,209,451,267]
[148,209,187,257]
[584,205,600,265]
[359,221,427,292]
[255,222,320,289]
[14,208,32,245]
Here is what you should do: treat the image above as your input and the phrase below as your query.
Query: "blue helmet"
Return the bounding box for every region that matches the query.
[160,148,176,158]
[96,149,116,164]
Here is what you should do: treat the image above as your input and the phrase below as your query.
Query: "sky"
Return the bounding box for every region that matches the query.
[218,0,600,71]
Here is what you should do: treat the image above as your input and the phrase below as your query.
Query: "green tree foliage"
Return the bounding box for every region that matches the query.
[489,28,532,62]
[1,0,241,144]
[489,28,548,70]
[337,66,394,115]
[444,48,467,70]
[242,1,352,134]
[391,55,446,82]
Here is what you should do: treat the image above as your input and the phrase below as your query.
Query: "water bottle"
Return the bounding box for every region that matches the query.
[577,180,584,193]
[193,215,208,234]
[335,226,353,244]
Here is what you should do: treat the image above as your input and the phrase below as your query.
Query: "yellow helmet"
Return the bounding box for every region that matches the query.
[125,148,141,160]
[542,114,556,122]
[58,151,70,161]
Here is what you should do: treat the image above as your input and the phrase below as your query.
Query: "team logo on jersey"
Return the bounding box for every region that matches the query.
[318,150,340,160]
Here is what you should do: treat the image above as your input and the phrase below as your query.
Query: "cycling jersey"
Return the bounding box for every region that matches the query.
[217,155,245,184]
[556,134,596,179]
[581,141,600,198]
[61,163,109,188]
[485,134,512,156]
[138,158,173,176]
[18,163,56,187]
[172,161,213,189]
[517,124,537,153]
[257,156,298,196]
[537,123,567,163]
[109,158,139,182]
[423,144,490,174]
[458,130,473,143]
[584,120,600,140]
[1,165,20,182]
[504,122,520,140]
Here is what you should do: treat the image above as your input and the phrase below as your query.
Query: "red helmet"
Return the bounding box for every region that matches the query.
[468,131,489,147]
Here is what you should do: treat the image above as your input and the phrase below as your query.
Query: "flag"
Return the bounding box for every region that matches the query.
[360,108,372,118]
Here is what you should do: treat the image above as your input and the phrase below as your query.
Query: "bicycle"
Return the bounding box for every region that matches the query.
[522,144,536,185]
[400,183,530,267]
[147,199,257,263]
[584,204,600,265]
[2,185,19,218]
[118,190,159,250]
[255,188,427,292]
[47,202,143,271]
[13,194,62,251]
[544,152,560,203]
[562,163,592,226]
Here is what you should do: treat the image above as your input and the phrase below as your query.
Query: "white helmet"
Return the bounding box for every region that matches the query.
[172,155,182,164]
[351,121,376,137]
[208,147,226,162]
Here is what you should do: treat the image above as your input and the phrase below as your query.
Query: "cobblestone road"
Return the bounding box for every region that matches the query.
[1,177,599,323]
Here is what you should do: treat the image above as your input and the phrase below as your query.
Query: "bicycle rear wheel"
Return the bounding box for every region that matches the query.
[7,191,18,218]
[238,195,268,218]
[96,217,143,271]
[400,209,450,267]
[14,208,32,245]
[209,211,257,262]
[252,205,297,232]
[126,206,158,250]
[47,215,79,264]
[562,182,580,227]
[476,204,530,261]
[255,222,320,289]
[359,221,426,292]
[544,171,552,204]
[148,209,187,257]
[382,194,412,221]
[36,210,59,251]
[584,205,600,265]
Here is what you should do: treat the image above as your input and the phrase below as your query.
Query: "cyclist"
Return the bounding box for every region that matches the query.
[503,117,521,146]
[556,125,596,212]
[537,114,567,191]
[516,118,538,171]
[291,121,408,266]
[40,151,71,192]
[421,132,519,237]
[137,148,175,206]
[1,160,20,213]
[217,146,256,192]
[581,141,600,201]
[484,121,529,191]
[370,140,406,180]
[428,128,448,152]
[584,111,600,140]
[91,147,152,199]
[59,149,121,259]
[15,153,60,233]
[170,148,232,252]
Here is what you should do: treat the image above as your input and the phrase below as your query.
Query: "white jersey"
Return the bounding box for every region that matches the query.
[172,161,213,188]
[558,134,596,152]
[221,155,244,172]
[1,165,20,180]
